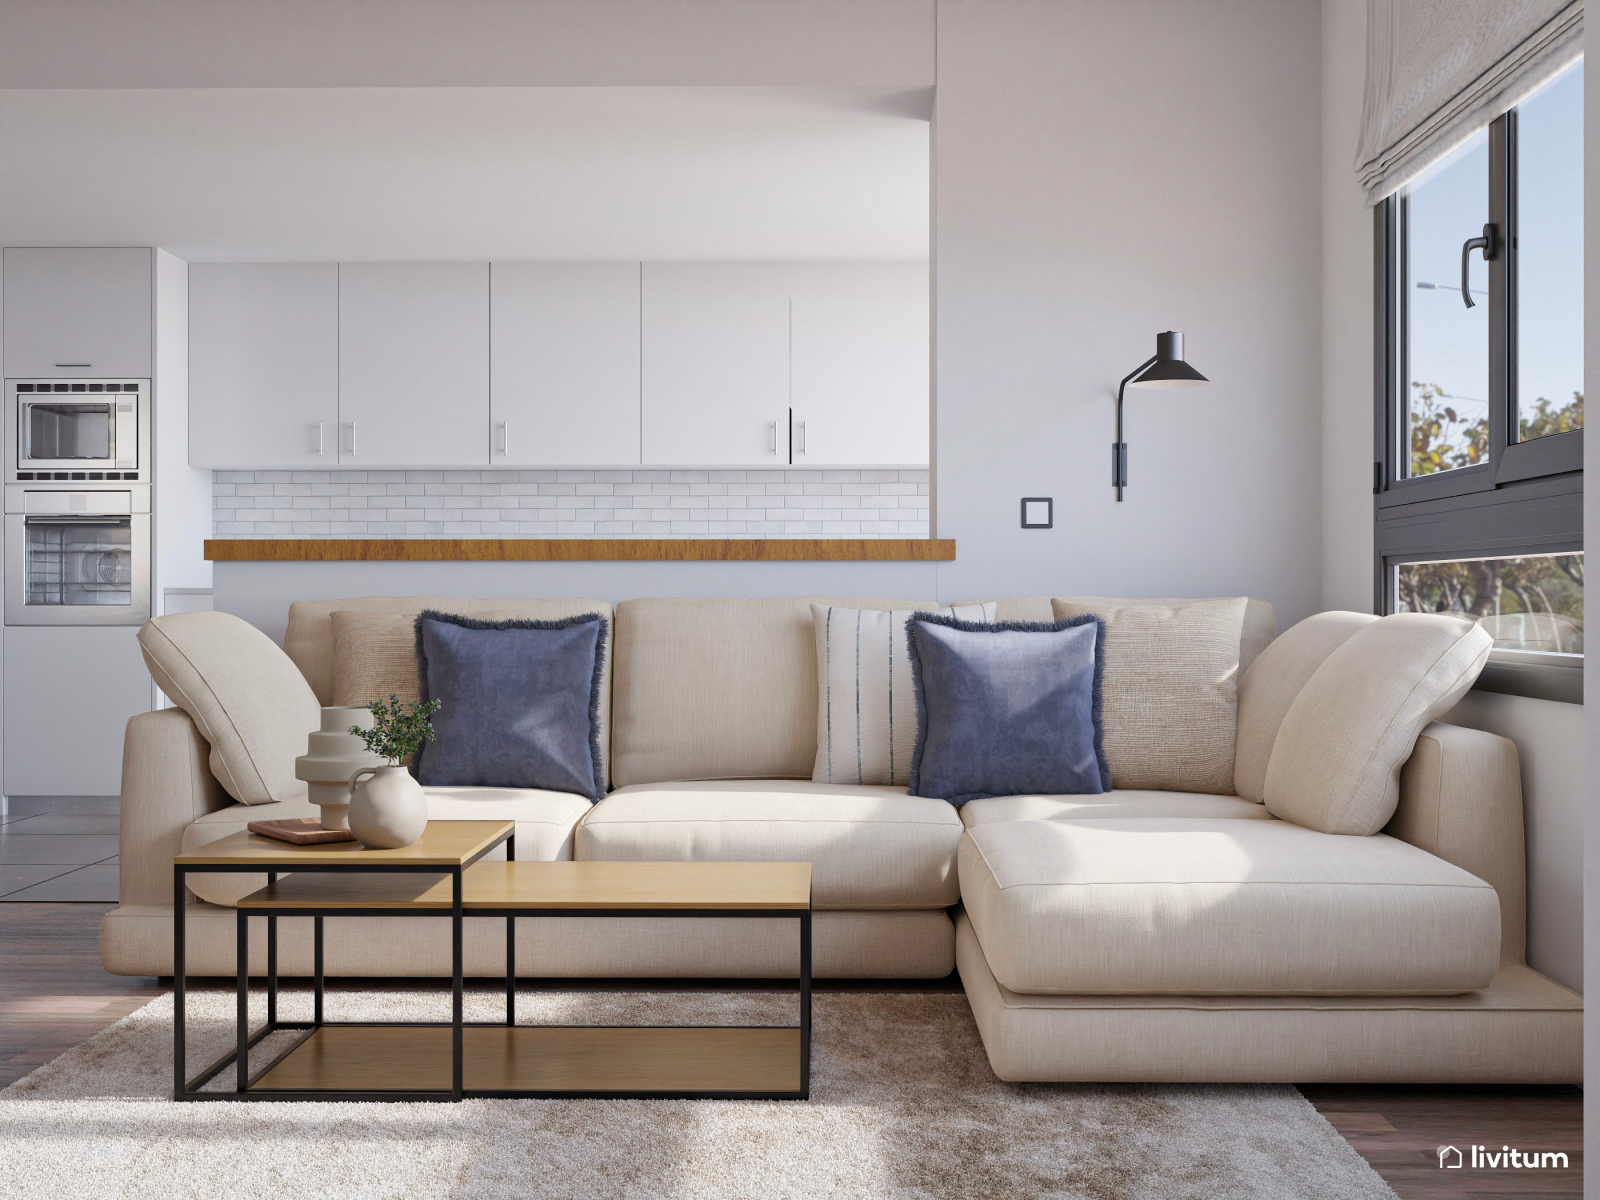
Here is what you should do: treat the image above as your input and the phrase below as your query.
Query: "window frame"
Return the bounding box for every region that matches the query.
[1374,101,1584,704]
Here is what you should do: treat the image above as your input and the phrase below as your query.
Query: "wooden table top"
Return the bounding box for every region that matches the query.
[176,820,514,867]
[205,537,955,563]
[237,860,813,911]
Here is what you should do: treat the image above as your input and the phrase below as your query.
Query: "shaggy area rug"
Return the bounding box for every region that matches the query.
[0,989,1396,1200]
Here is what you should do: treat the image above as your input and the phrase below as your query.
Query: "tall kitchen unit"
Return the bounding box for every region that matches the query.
[0,247,202,798]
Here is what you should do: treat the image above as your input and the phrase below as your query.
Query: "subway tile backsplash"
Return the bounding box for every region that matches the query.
[212,469,931,538]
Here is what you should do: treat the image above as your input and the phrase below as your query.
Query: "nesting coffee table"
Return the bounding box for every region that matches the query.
[172,820,813,1102]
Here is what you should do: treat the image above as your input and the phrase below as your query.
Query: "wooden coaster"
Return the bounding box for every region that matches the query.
[246,817,357,845]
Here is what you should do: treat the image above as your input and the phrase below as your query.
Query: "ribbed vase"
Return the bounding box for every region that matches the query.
[295,706,387,830]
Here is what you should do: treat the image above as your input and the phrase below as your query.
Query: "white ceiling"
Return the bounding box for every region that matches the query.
[0,86,930,261]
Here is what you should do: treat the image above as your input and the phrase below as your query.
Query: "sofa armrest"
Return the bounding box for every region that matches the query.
[119,708,229,908]
[1385,721,1526,966]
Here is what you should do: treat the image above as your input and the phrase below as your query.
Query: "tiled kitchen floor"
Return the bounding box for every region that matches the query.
[0,796,119,901]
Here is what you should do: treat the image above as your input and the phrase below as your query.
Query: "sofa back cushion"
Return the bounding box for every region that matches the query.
[139,611,321,804]
[611,596,935,787]
[812,601,995,787]
[1233,611,1379,801]
[989,595,1276,676]
[286,595,614,787]
[1263,613,1494,835]
[1050,596,1249,794]
[330,610,424,706]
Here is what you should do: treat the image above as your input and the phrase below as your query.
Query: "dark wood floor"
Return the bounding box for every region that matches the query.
[0,901,162,1085]
[1,903,1582,1199]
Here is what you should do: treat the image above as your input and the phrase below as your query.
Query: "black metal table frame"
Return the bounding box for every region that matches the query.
[172,834,813,1103]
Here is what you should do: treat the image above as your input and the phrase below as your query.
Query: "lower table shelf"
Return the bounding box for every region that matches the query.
[252,1023,804,1097]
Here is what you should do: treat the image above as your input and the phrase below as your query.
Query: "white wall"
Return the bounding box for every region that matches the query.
[1320,0,1374,612]
[153,250,211,607]
[930,0,1323,620]
[0,0,935,88]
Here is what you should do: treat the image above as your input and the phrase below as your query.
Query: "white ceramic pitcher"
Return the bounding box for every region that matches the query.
[346,764,428,849]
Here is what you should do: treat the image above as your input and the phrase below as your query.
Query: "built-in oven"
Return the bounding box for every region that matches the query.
[4,487,151,625]
[6,379,148,483]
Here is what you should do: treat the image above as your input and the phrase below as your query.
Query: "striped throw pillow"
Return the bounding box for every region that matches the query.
[811,602,996,786]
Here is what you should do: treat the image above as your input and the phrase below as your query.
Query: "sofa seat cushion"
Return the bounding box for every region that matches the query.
[960,790,1277,828]
[960,817,1500,996]
[180,786,592,906]
[577,780,963,910]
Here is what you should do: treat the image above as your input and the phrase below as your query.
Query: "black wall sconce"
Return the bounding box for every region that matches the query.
[1112,331,1209,501]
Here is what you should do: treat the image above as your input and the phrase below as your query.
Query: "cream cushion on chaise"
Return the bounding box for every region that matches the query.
[1264,612,1493,835]
[958,816,1500,995]
[960,790,1274,825]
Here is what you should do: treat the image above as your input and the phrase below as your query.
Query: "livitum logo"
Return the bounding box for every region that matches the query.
[1437,1144,1570,1169]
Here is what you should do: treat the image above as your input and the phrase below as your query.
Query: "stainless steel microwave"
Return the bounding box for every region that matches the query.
[6,379,149,483]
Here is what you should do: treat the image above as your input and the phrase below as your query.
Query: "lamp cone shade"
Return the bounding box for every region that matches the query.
[1129,331,1209,388]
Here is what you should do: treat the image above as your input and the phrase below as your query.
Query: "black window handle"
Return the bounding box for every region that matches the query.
[1460,223,1498,308]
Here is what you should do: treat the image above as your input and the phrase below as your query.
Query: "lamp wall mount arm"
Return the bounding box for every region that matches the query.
[1113,354,1157,500]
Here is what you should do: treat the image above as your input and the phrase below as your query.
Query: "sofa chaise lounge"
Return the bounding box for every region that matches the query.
[101,593,1582,1083]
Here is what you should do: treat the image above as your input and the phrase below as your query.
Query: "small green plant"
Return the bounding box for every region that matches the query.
[350,695,442,765]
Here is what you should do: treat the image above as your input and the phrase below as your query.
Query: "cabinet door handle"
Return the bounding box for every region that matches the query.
[54,362,91,368]
[499,420,510,456]
[350,419,357,458]
[315,421,325,456]
[769,421,778,455]
[797,420,806,456]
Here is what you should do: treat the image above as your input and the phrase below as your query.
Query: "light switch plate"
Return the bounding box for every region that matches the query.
[1021,497,1053,529]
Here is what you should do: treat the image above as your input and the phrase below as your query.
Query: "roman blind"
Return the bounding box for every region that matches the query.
[1354,0,1583,205]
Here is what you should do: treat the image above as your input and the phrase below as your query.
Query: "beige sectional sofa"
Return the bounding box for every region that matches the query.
[100,593,1583,1083]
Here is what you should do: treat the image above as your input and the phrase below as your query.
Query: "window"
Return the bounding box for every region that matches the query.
[1403,132,1489,479]
[1395,552,1583,654]
[1376,60,1584,703]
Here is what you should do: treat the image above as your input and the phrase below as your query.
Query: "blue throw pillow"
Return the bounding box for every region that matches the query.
[906,613,1109,805]
[412,610,607,800]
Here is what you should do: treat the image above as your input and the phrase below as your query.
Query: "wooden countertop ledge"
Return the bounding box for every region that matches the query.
[204,538,956,562]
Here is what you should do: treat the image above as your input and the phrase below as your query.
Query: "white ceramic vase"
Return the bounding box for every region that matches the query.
[295,706,387,831]
[347,764,429,849]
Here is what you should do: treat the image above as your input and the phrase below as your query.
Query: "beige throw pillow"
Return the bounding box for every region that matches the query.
[811,602,996,786]
[138,610,321,804]
[1051,596,1247,793]
[331,610,423,707]
[1233,611,1379,802]
[1263,613,1493,836]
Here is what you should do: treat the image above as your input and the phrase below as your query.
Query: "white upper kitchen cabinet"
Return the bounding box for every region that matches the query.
[338,262,489,466]
[490,263,640,465]
[642,263,792,466]
[3,247,152,378]
[188,264,339,466]
[789,262,929,465]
